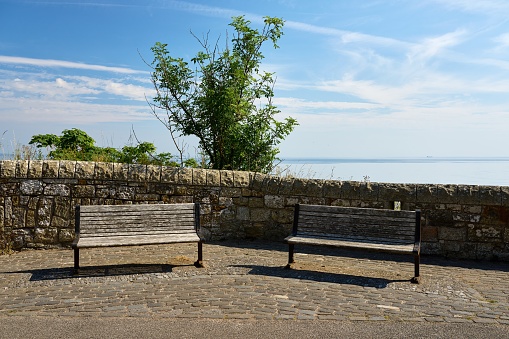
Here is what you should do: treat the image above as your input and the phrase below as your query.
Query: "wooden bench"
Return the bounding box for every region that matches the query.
[72,203,203,273]
[284,204,421,283]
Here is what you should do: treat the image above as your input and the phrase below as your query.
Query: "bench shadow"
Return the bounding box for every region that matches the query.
[232,264,409,289]
[212,240,509,273]
[7,263,195,281]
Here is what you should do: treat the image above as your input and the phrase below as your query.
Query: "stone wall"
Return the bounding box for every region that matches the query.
[0,160,508,260]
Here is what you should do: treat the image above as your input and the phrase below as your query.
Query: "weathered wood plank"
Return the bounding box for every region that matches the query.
[76,233,201,248]
[285,235,415,254]
[80,203,195,213]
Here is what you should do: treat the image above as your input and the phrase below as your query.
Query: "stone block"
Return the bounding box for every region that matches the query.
[51,216,67,228]
[378,183,416,203]
[248,197,264,208]
[59,229,74,243]
[266,176,280,194]
[95,162,114,180]
[251,208,271,222]
[95,185,115,198]
[54,197,71,219]
[0,160,16,178]
[12,207,26,228]
[34,227,58,244]
[278,177,295,195]
[233,171,251,188]
[456,185,480,204]
[479,186,502,206]
[16,160,29,178]
[244,223,264,239]
[416,184,437,203]
[480,206,509,224]
[501,186,509,207]
[146,165,161,182]
[75,161,95,179]
[115,186,135,200]
[441,240,461,253]
[220,170,234,187]
[438,227,466,241]
[237,206,250,221]
[20,180,44,195]
[128,164,146,181]
[193,168,207,186]
[265,195,285,209]
[134,193,160,201]
[206,170,221,186]
[435,185,458,204]
[44,184,70,197]
[42,160,59,178]
[28,160,43,178]
[178,168,193,185]
[359,182,378,201]
[221,187,242,197]
[468,224,504,242]
[271,208,293,224]
[421,225,438,242]
[341,181,361,199]
[113,163,129,181]
[59,160,76,178]
[161,166,179,183]
[426,209,455,227]
[74,185,95,198]
[251,173,268,192]
[323,180,343,199]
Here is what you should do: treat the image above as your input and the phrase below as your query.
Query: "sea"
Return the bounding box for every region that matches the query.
[276,157,509,186]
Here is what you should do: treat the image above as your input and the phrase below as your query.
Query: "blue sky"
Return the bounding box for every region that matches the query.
[2,0,509,159]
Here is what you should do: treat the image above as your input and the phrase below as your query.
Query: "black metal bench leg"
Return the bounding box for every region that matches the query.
[73,248,79,275]
[411,254,420,284]
[285,244,295,269]
[194,242,204,268]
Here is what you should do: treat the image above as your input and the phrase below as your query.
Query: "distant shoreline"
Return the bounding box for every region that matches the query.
[280,157,509,165]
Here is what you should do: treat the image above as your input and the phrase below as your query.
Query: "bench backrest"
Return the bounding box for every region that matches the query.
[76,203,199,238]
[293,204,420,244]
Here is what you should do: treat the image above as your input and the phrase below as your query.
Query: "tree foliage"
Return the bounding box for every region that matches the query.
[149,16,297,173]
[28,128,183,166]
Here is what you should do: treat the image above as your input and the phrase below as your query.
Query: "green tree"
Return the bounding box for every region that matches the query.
[29,128,179,165]
[149,16,297,173]
[29,128,95,160]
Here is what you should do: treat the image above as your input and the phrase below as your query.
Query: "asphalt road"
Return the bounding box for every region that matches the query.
[1,316,509,339]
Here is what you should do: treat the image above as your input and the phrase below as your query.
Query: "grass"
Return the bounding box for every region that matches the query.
[1,130,43,161]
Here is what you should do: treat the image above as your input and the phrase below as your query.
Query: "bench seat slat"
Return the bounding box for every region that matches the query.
[80,229,198,237]
[285,235,415,254]
[75,233,201,248]
[293,232,414,245]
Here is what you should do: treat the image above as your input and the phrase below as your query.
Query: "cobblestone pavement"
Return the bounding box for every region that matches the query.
[0,241,508,325]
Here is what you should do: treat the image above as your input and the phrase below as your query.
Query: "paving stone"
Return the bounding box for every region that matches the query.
[0,240,508,325]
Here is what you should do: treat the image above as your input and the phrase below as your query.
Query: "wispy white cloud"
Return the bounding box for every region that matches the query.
[492,32,509,51]
[274,97,381,112]
[0,71,152,103]
[0,96,149,124]
[406,29,467,65]
[285,20,410,48]
[0,56,146,74]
